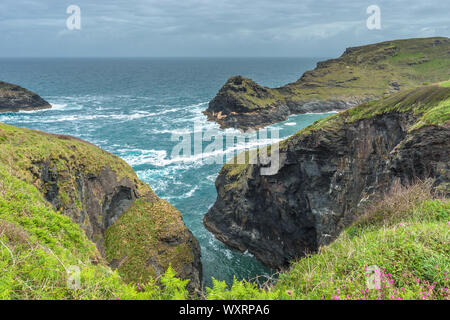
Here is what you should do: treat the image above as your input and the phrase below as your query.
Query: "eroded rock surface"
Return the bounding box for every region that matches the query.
[204,85,450,269]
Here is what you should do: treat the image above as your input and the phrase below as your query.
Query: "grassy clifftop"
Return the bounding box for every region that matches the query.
[206,37,450,130]
[220,82,449,181]
[5,161,445,299]
[290,82,450,140]
[206,181,449,300]
[0,122,201,298]
[0,163,194,300]
[205,80,449,297]
[284,37,450,101]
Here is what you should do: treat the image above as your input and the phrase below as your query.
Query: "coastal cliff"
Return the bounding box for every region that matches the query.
[0,122,202,293]
[205,37,450,130]
[0,81,52,112]
[204,83,450,269]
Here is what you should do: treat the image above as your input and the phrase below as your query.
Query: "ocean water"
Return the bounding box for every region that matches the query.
[0,58,335,287]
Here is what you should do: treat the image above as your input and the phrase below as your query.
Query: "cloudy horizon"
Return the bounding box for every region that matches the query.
[0,0,449,58]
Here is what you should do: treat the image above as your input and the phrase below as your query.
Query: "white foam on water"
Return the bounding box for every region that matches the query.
[120,149,168,167]
[50,103,68,110]
[223,249,233,260]
[165,185,199,200]
[118,130,281,168]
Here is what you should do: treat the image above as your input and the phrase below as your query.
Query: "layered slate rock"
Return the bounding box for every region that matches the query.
[204,84,450,269]
[205,37,450,130]
[0,81,52,112]
[0,123,202,292]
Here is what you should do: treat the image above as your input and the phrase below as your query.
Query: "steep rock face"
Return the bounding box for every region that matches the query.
[204,84,450,269]
[0,81,51,112]
[204,76,290,130]
[0,124,202,291]
[205,37,450,130]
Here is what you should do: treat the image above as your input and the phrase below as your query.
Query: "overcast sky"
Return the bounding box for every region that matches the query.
[0,0,449,57]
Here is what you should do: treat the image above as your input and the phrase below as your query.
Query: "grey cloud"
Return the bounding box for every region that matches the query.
[0,0,448,57]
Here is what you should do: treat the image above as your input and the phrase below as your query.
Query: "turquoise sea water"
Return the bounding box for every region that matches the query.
[0,58,335,286]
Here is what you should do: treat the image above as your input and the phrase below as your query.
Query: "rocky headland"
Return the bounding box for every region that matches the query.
[204,83,450,269]
[204,37,450,131]
[0,110,202,293]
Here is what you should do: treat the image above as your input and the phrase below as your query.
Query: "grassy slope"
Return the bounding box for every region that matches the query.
[105,198,195,284]
[216,37,450,112]
[220,83,450,180]
[3,157,446,300]
[0,122,145,205]
[206,82,450,300]
[284,37,450,101]
[206,181,449,300]
[0,164,142,299]
[0,123,193,299]
[294,82,450,138]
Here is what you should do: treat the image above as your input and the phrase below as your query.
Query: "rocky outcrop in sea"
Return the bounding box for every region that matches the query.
[0,81,52,112]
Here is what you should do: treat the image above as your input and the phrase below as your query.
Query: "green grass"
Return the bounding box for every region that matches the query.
[0,164,194,300]
[1,127,448,300]
[441,80,450,88]
[222,83,450,179]
[206,181,450,300]
[212,38,450,116]
[105,198,194,284]
[3,169,445,300]
[0,122,198,299]
[2,73,449,299]
[287,83,450,141]
[0,165,126,299]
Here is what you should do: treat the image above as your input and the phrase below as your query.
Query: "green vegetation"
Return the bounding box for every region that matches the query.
[213,37,450,115]
[440,80,450,88]
[211,76,286,112]
[105,198,194,284]
[346,84,450,125]
[2,158,447,300]
[205,180,450,300]
[0,122,196,299]
[222,83,450,179]
[0,121,150,234]
[286,83,450,142]
[0,122,142,193]
[283,37,450,102]
[1,73,449,299]
[0,165,190,299]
